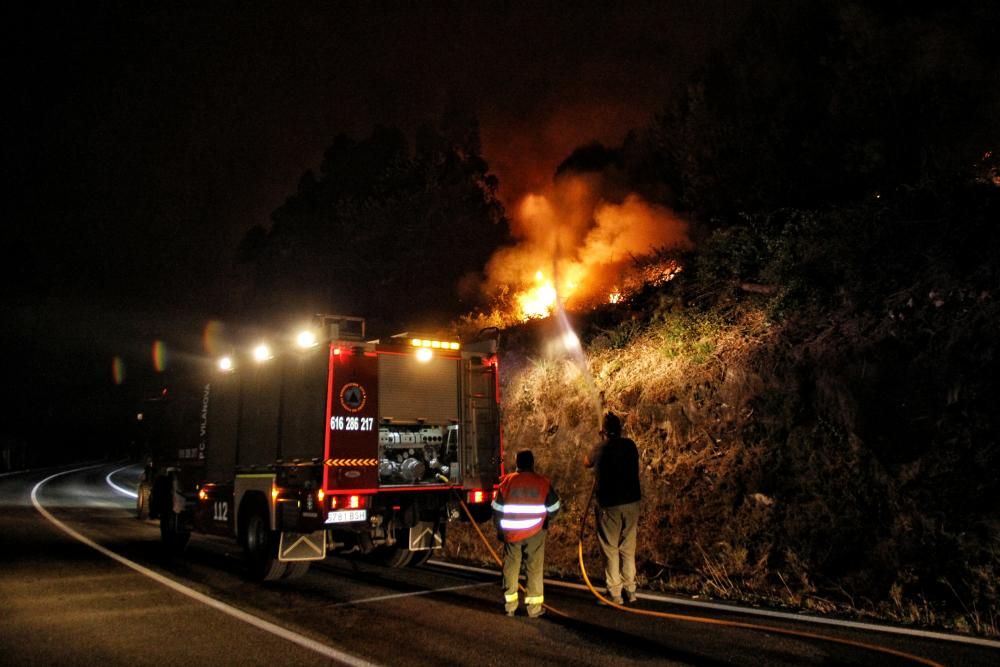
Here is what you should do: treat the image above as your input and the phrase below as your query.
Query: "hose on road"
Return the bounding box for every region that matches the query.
[574,484,943,667]
[452,476,941,665]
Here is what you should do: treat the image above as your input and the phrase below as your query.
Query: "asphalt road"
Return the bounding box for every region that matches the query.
[1,463,996,666]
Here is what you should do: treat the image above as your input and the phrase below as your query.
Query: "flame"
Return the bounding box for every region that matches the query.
[517,272,558,319]
[486,173,692,323]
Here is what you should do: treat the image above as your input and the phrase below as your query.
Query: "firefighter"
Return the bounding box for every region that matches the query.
[584,411,642,605]
[492,449,561,617]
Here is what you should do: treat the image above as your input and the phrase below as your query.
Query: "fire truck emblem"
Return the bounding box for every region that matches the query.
[339,382,366,413]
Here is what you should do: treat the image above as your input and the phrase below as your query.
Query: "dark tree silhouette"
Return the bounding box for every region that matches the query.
[654,2,1000,219]
[237,110,508,332]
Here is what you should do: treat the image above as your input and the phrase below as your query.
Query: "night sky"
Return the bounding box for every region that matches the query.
[4,5,999,639]
[4,1,754,454]
[0,0,772,462]
[7,2,743,313]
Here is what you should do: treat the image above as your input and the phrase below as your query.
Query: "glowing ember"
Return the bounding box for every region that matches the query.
[608,290,622,304]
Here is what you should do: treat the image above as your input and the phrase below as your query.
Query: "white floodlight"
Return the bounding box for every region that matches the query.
[296,330,318,349]
[253,343,273,362]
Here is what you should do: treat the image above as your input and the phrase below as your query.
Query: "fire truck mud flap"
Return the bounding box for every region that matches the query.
[408,521,443,551]
[278,530,327,562]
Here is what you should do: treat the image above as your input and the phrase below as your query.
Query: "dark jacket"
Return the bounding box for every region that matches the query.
[587,436,641,508]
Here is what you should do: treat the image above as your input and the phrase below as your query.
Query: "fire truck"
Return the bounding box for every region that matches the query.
[142,315,502,580]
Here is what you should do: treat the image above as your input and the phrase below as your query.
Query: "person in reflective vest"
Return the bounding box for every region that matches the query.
[492,449,561,617]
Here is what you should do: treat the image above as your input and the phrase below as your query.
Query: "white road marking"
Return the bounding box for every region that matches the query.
[429,560,1000,650]
[328,581,491,608]
[42,463,999,653]
[105,464,139,498]
[0,459,106,478]
[32,464,379,667]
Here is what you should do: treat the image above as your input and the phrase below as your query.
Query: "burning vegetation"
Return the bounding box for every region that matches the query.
[448,182,1000,637]
[472,173,691,325]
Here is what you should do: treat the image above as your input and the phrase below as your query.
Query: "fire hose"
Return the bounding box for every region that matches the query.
[573,484,943,666]
[450,476,942,666]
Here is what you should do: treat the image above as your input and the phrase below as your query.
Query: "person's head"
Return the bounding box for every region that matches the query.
[515,449,535,472]
[601,411,622,438]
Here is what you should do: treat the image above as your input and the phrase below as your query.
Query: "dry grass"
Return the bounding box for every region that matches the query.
[444,300,1000,637]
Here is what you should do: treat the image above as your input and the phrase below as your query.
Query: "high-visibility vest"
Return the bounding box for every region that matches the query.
[492,471,559,542]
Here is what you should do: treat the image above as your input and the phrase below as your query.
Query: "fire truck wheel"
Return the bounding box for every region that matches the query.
[282,561,311,580]
[244,507,287,581]
[407,549,433,567]
[159,511,190,552]
[376,546,413,568]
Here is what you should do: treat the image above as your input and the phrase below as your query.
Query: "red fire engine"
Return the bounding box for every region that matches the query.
[142,315,501,580]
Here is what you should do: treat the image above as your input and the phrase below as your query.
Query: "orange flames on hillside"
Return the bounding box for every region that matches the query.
[516,271,559,319]
[482,173,691,322]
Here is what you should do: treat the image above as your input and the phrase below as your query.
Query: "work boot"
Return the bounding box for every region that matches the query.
[624,590,638,605]
[598,595,624,606]
[527,606,545,618]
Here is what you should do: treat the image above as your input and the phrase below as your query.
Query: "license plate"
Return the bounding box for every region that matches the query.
[325,509,367,524]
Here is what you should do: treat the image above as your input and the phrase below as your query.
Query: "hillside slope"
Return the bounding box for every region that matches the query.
[447,183,1000,636]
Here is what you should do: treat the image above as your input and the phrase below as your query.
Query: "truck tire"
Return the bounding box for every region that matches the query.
[407,549,433,568]
[375,545,413,568]
[282,561,311,580]
[160,510,190,553]
[136,483,151,520]
[244,505,287,581]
